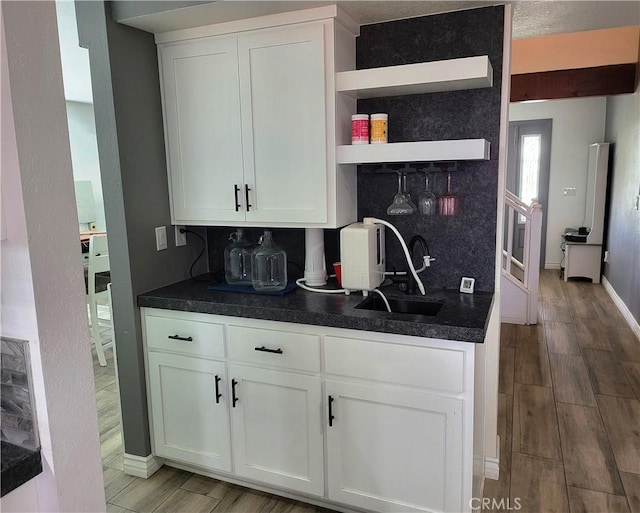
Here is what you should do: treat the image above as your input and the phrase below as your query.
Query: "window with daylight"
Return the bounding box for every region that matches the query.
[518,134,541,222]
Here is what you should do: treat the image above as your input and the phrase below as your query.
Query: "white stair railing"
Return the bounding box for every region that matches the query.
[502,191,543,324]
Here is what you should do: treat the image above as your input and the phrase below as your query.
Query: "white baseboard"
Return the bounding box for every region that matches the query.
[484,440,500,480]
[602,277,640,340]
[484,457,500,480]
[123,453,164,478]
[501,314,526,325]
[544,262,561,270]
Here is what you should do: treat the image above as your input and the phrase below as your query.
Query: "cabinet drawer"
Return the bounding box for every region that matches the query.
[227,325,320,373]
[325,336,466,393]
[145,311,224,359]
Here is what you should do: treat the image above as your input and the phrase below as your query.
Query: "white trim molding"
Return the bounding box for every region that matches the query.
[544,262,561,270]
[602,276,640,340]
[123,453,164,478]
[501,314,527,325]
[484,439,500,480]
[484,457,500,481]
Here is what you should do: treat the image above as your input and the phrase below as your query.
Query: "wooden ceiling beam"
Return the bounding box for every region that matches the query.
[510,64,637,102]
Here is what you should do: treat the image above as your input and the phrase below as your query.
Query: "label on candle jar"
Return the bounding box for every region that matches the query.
[370,113,388,144]
[351,114,369,144]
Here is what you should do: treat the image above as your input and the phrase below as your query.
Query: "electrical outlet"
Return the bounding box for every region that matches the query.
[175,225,186,247]
[563,187,577,196]
[155,226,167,251]
[604,250,609,263]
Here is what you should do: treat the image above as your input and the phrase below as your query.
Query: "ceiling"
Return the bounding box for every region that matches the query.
[113,1,640,38]
[56,0,640,103]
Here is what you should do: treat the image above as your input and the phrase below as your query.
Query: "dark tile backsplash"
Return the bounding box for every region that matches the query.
[356,6,504,292]
[206,6,504,292]
[1,338,38,450]
[206,227,341,281]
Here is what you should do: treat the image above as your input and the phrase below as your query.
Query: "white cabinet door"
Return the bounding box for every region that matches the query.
[238,24,328,224]
[326,380,464,513]
[148,352,231,472]
[160,37,245,224]
[229,364,324,496]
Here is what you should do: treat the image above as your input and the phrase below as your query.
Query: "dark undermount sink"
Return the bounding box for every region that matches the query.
[355,295,444,316]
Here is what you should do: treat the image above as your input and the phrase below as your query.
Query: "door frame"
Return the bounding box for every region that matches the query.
[507,119,552,269]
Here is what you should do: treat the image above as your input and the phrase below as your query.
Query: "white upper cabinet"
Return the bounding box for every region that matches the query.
[158,12,358,228]
[160,37,245,224]
[238,24,327,224]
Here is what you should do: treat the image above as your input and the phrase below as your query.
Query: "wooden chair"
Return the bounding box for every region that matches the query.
[88,234,113,366]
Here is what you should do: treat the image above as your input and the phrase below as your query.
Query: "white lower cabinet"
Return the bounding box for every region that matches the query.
[147,352,231,472]
[325,380,464,513]
[229,364,324,496]
[143,309,476,513]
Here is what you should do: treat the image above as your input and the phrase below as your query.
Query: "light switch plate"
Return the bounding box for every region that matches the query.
[563,187,577,196]
[155,226,167,251]
[175,225,186,247]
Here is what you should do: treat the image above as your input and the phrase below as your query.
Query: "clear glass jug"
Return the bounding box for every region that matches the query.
[224,229,253,285]
[251,230,287,292]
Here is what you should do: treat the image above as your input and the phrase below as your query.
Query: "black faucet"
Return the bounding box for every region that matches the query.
[406,235,429,295]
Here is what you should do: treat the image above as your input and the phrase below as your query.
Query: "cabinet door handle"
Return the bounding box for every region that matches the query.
[231,379,239,408]
[234,185,241,212]
[214,375,222,404]
[244,184,252,212]
[254,345,283,355]
[328,395,335,427]
[167,335,193,342]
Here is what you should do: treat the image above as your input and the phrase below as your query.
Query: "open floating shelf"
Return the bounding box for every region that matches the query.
[336,139,491,164]
[336,56,493,99]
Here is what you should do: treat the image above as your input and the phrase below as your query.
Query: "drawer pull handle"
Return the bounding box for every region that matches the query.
[168,335,193,342]
[328,395,335,427]
[254,345,283,355]
[233,184,241,212]
[232,379,239,408]
[215,375,222,404]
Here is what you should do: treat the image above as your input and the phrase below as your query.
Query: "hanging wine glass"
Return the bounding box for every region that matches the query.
[387,172,414,215]
[401,173,417,213]
[418,173,437,215]
[439,172,461,216]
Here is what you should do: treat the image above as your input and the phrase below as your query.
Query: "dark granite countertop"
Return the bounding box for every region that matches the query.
[1,441,42,497]
[138,276,493,343]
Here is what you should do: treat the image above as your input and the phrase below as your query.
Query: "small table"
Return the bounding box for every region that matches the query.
[80,231,107,266]
[563,241,602,283]
[80,230,106,244]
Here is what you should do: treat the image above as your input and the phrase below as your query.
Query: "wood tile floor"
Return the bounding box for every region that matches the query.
[93,269,639,512]
[484,270,640,513]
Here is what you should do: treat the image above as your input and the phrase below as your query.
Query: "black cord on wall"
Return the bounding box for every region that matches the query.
[180,228,209,282]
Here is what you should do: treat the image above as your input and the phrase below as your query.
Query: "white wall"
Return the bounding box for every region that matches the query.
[66,101,106,231]
[55,0,93,104]
[510,97,607,268]
[604,86,640,325]
[1,2,105,511]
